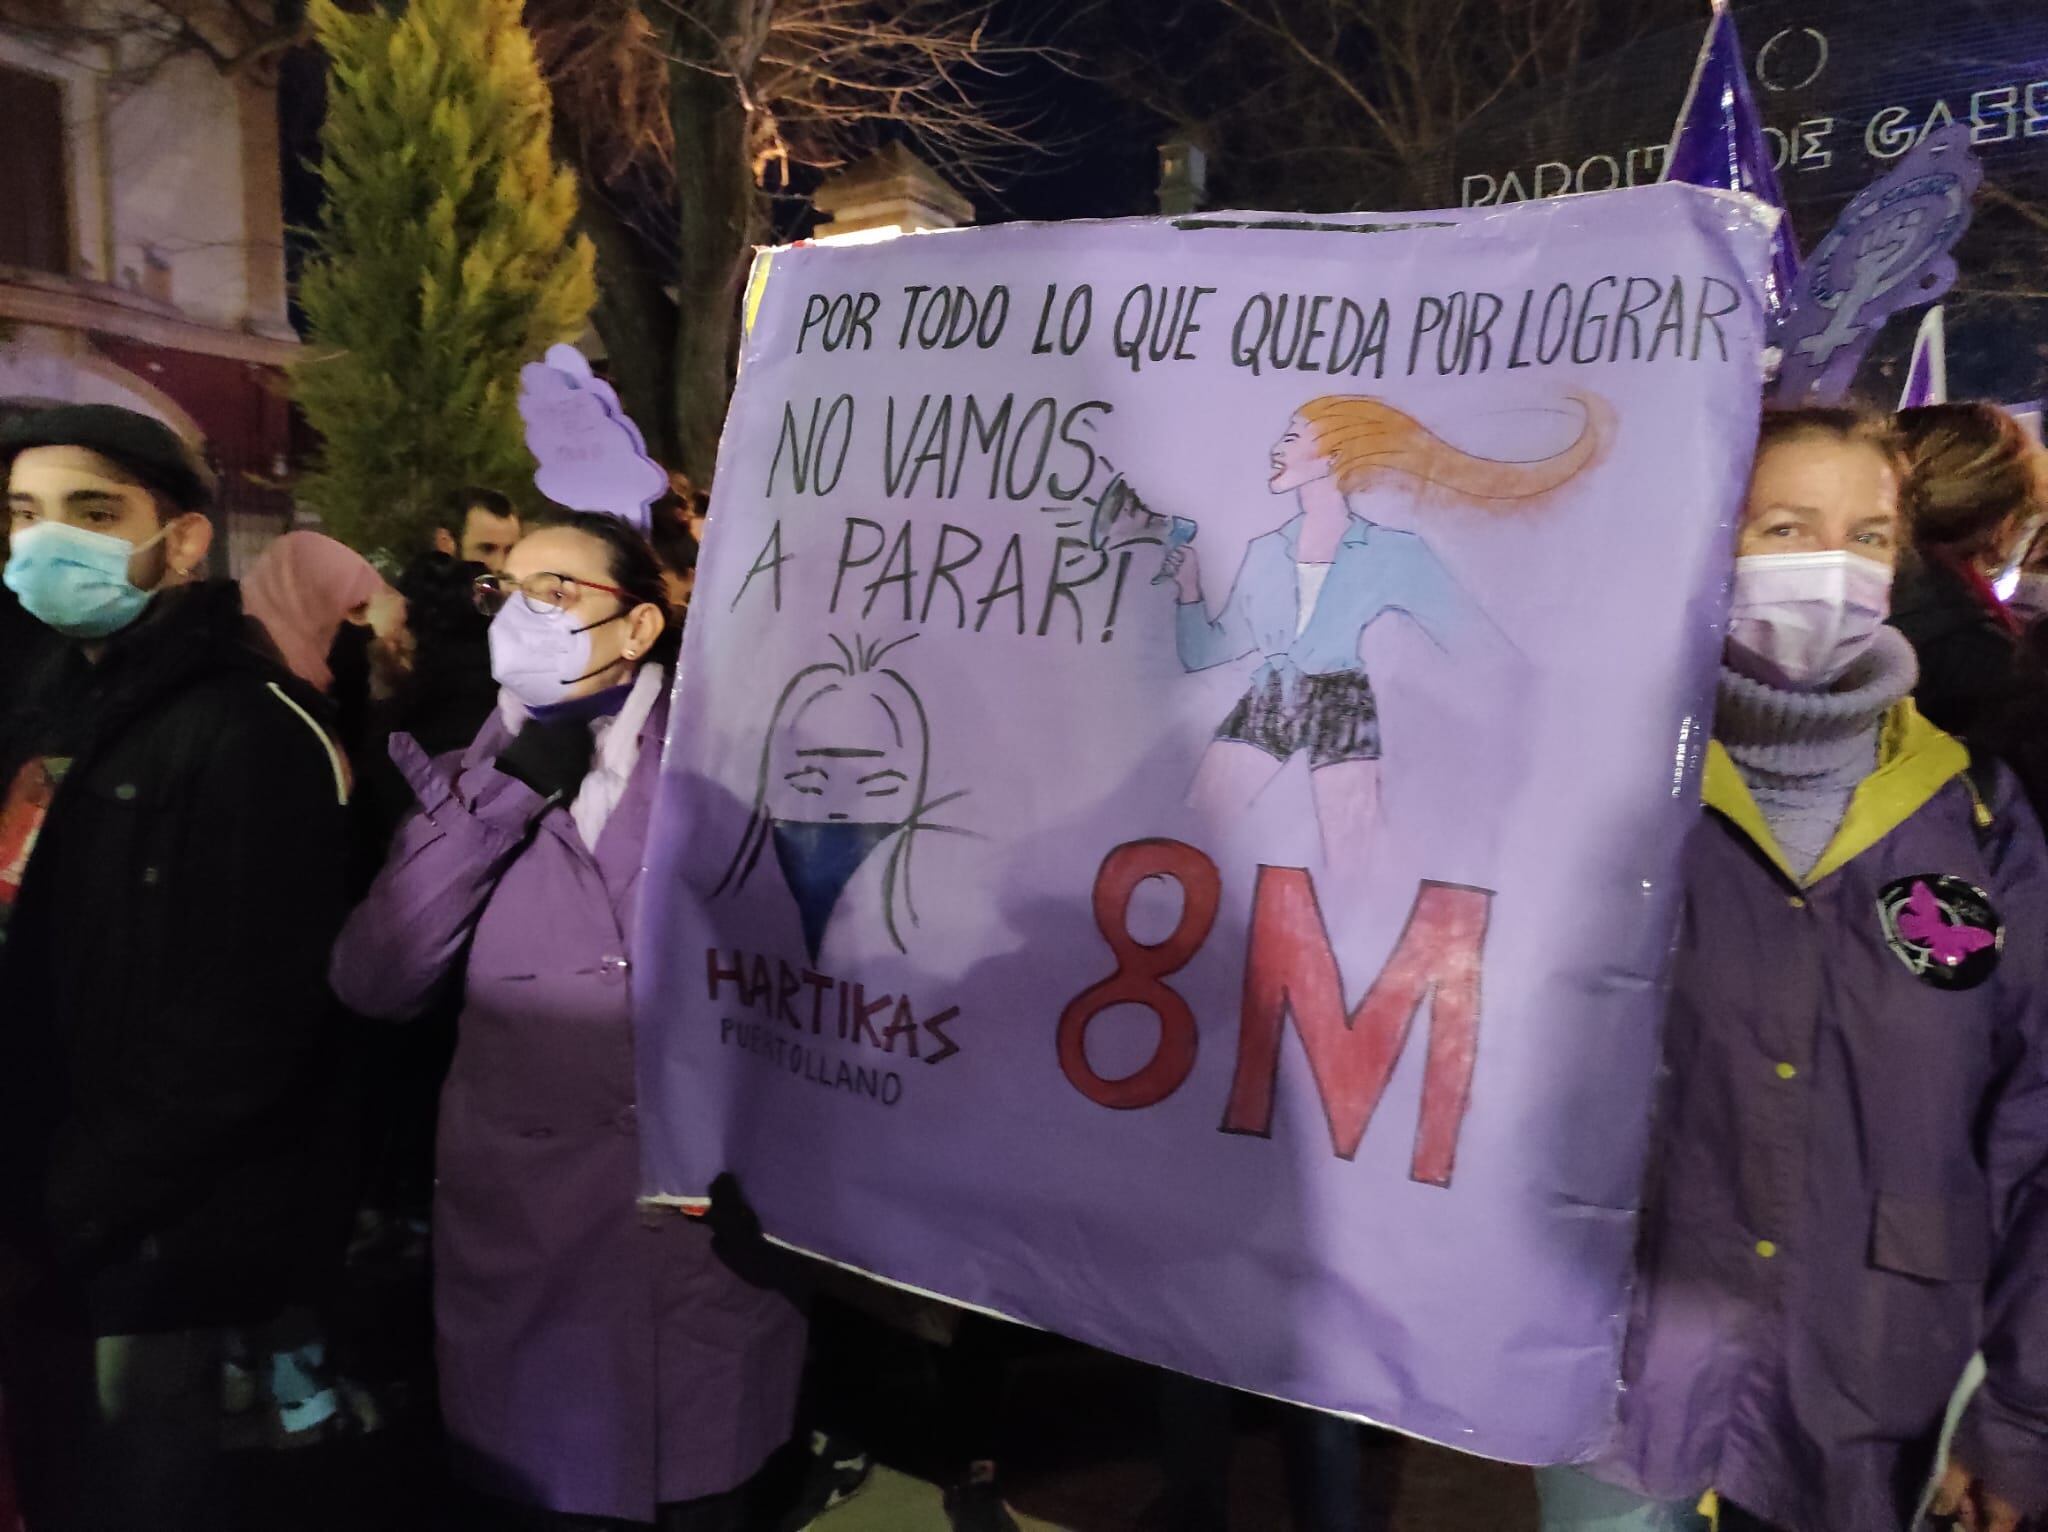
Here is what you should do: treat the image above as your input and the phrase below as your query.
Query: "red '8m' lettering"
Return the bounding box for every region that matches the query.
[1056,839,1221,1108]
[1059,840,1492,1188]
[1227,868,1489,1187]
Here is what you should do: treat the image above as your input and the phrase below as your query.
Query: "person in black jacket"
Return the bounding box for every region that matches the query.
[389,486,518,773]
[1890,402,2044,735]
[343,533,501,1256]
[1978,618,2048,829]
[391,540,497,761]
[0,405,349,1532]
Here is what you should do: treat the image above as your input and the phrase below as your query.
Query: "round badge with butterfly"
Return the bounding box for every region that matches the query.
[1876,875,2004,991]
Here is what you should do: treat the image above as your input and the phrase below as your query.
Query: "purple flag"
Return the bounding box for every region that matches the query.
[1774,124,1980,405]
[635,185,1777,1462]
[1662,3,1799,329]
[1899,306,1949,409]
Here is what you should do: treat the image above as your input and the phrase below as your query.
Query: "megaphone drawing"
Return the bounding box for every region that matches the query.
[1087,473,1196,584]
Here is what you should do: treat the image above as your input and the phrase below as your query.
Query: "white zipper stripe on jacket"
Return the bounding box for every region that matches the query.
[264,682,350,807]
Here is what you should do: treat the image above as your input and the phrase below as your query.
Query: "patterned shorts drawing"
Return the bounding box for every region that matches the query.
[1215,668,1380,768]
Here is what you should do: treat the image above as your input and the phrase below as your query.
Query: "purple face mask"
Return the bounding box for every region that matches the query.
[1725,550,1894,690]
[488,598,621,708]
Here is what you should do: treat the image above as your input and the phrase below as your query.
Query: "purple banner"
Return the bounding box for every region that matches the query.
[636,185,1774,1463]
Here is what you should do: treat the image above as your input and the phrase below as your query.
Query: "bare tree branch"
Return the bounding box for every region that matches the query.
[1981,181,2048,241]
[1082,0,1694,211]
[0,0,307,83]
[531,0,1071,200]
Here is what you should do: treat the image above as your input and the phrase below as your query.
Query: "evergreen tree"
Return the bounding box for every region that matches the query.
[296,0,595,554]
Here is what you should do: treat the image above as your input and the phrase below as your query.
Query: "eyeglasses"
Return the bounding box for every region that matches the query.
[473,571,630,616]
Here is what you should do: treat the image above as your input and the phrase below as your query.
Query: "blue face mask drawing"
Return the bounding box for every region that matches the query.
[718,638,959,964]
[4,520,169,639]
[770,820,900,961]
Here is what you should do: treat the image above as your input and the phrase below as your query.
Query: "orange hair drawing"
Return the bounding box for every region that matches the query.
[1296,394,1608,506]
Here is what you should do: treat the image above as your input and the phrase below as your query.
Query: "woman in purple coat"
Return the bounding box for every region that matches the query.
[1541,410,2048,1532]
[332,514,806,1529]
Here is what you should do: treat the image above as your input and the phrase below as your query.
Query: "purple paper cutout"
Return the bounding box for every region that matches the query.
[518,342,667,532]
[1662,4,1800,329]
[1898,305,1948,409]
[1775,125,1981,407]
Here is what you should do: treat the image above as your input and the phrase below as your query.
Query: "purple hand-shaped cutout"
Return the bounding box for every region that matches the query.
[518,343,667,532]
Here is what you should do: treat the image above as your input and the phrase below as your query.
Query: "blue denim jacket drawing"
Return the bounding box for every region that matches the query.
[1175,513,1483,695]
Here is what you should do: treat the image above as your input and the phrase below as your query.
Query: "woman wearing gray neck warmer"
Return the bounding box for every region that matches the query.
[1540,409,2048,1532]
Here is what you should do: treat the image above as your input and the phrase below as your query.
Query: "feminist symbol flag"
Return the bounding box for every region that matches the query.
[1774,124,1981,406]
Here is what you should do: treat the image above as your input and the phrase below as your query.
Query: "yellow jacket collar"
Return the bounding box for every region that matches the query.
[1703,700,1969,888]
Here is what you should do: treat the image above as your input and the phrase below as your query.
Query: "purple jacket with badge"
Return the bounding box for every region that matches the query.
[331,678,805,1521]
[1603,703,2048,1531]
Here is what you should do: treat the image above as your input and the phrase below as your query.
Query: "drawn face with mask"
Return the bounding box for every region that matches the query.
[718,637,958,963]
[5,445,208,641]
[1728,429,1903,690]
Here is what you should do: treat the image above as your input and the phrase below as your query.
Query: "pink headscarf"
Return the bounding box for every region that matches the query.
[241,531,392,693]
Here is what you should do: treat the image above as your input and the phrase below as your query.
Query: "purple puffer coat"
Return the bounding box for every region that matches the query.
[1602,703,2048,1532]
[331,682,806,1521]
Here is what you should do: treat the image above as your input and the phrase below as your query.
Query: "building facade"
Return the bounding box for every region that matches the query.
[0,13,298,571]
[1437,0,2048,404]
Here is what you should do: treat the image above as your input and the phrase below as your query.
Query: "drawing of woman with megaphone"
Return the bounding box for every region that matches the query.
[1162,392,1605,868]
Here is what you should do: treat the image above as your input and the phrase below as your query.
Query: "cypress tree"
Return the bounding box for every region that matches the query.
[296,0,595,554]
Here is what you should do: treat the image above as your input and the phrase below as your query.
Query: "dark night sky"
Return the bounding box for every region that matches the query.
[955,11,1169,228]
[758,10,1171,239]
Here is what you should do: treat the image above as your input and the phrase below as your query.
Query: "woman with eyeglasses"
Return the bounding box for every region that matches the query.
[332,513,806,1531]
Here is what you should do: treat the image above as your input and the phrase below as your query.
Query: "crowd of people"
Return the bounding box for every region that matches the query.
[0,395,2045,1532]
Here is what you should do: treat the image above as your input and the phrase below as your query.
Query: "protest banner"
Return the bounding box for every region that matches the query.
[635,182,1776,1462]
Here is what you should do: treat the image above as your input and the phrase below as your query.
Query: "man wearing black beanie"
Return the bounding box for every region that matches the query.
[0,404,350,1531]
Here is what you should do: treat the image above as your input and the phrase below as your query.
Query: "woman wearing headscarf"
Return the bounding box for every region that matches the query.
[236,530,414,1444]
[242,529,409,707]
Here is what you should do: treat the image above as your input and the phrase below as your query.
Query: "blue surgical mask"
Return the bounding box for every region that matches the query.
[4,520,169,639]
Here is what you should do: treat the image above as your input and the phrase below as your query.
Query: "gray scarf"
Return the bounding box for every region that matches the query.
[1715,625,1919,876]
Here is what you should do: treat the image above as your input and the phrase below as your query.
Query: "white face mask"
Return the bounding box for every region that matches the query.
[1726,550,1894,690]
[488,597,621,708]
